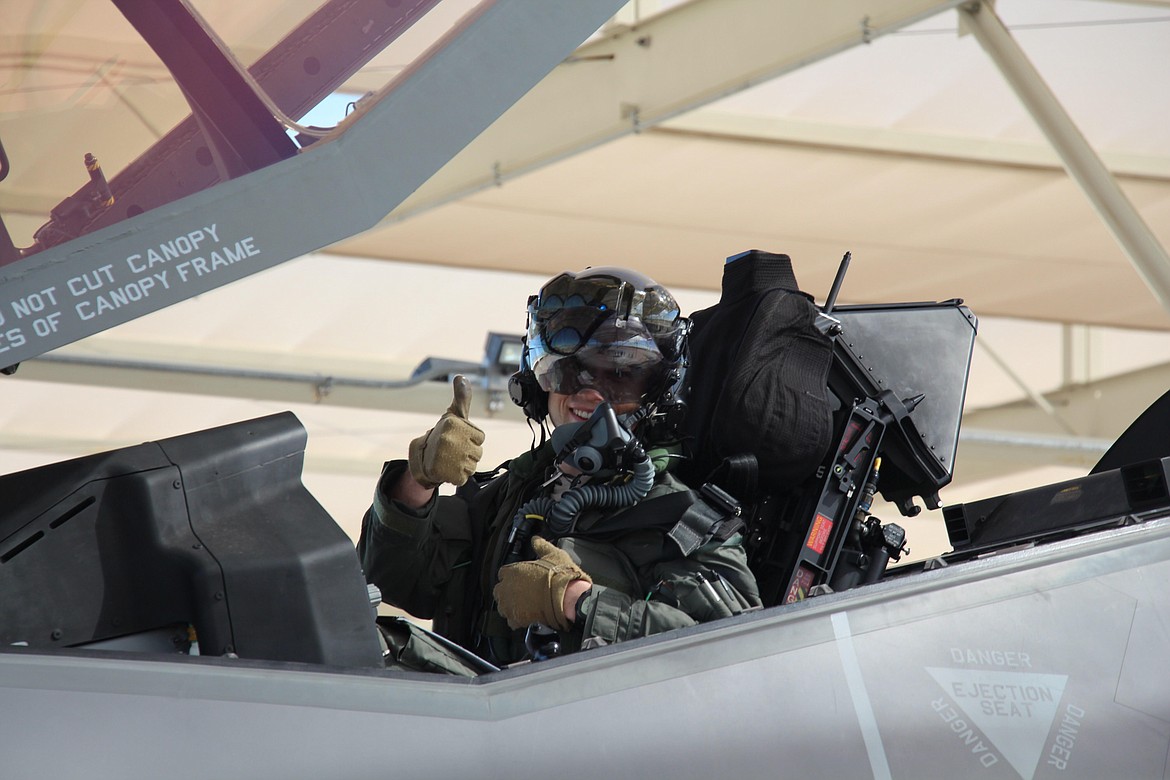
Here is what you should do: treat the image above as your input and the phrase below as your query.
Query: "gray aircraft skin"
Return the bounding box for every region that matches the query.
[2,496,1168,780]
[3,2,1170,779]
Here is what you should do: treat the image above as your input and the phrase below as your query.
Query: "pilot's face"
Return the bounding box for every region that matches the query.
[547,387,640,428]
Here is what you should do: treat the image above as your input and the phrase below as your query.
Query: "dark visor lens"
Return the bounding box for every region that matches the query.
[533,273,680,357]
[537,307,612,356]
[537,273,623,313]
[538,353,666,404]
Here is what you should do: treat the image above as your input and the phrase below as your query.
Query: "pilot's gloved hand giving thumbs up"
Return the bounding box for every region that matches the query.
[407,375,485,489]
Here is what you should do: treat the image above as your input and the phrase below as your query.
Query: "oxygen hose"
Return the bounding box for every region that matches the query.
[504,440,655,564]
[544,441,654,536]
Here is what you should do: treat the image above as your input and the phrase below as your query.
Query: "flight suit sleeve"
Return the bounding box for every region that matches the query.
[356,460,473,620]
[575,537,762,646]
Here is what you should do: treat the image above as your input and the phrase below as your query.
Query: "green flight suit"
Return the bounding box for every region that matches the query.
[357,443,761,671]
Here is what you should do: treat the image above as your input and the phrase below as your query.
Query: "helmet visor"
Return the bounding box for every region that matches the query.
[534,346,667,405]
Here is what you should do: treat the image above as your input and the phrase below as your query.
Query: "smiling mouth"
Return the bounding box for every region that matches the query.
[570,407,596,420]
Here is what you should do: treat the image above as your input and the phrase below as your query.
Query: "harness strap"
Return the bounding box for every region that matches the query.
[577,485,745,556]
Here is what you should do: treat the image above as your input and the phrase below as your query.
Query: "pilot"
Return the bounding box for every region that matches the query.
[357,267,761,671]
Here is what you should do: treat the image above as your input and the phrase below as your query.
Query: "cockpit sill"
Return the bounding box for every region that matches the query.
[4,509,1166,711]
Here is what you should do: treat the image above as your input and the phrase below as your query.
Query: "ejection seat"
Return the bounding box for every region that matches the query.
[680,250,977,607]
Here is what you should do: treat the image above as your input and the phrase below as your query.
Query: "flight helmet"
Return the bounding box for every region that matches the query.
[510,267,686,423]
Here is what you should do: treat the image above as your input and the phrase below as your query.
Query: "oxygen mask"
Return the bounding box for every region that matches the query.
[549,402,634,478]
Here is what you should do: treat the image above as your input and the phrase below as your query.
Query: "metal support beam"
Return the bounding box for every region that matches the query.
[960,1,1170,316]
[658,111,1170,181]
[977,338,1078,435]
[15,351,526,420]
[383,0,967,223]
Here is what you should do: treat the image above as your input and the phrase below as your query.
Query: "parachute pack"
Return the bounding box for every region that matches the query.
[679,249,835,496]
[676,249,978,605]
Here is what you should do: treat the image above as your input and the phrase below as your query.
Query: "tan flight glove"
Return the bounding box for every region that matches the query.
[407,375,485,489]
[493,537,593,632]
